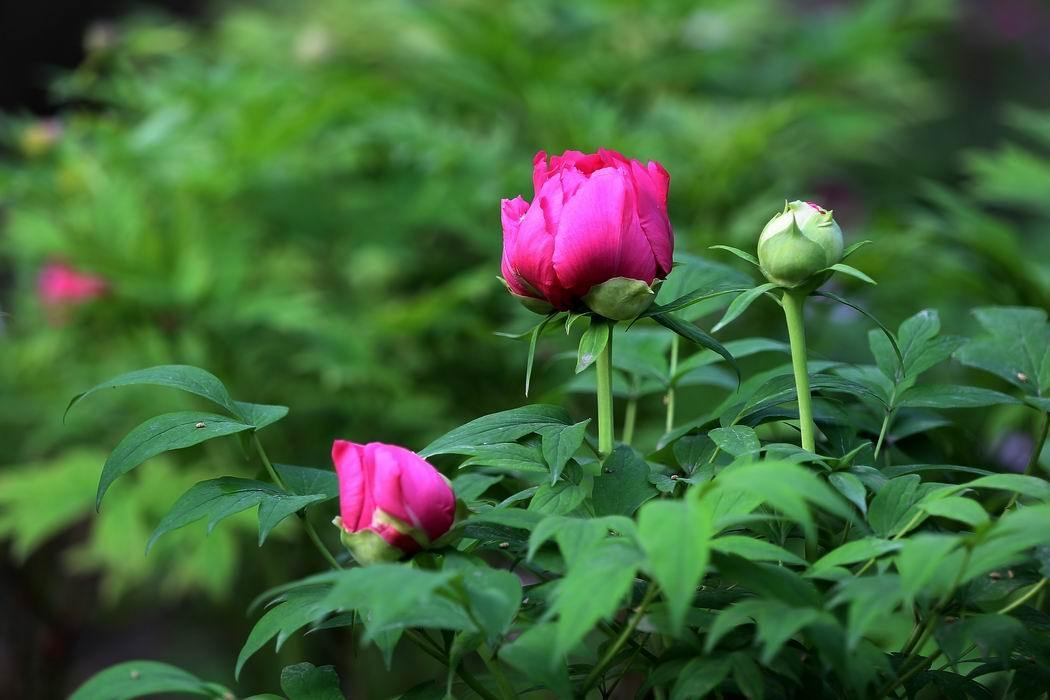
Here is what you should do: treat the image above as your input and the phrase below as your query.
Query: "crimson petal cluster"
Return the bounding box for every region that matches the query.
[501,149,673,314]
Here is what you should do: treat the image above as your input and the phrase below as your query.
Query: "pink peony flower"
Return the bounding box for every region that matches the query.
[501,149,673,315]
[332,440,455,563]
[38,262,108,306]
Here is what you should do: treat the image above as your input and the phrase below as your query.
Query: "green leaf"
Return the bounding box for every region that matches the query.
[652,254,752,321]
[730,652,765,700]
[323,565,461,638]
[238,585,335,678]
[829,472,868,515]
[527,515,634,567]
[841,240,873,259]
[576,317,611,373]
[708,426,761,458]
[709,244,759,266]
[896,534,963,603]
[638,499,713,633]
[931,473,1050,501]
[704,598,821,663]
[651,312,740,381]
[713,553,822,608]
[828,574,903,648]
[709,536,807,566]
[827,263,876,285]
[275,464,339,500]
[919,496,989,528]
[452,473,502,502]
[712,283,777,333]
[499,623,570,696]
[707,460,854,542]
[956,307,1050,395]
[538,420,589,484]
[420,405,571,458]
[233,401,290,430]
[671,656,733,700]
[148,477,326,551]
[814,290,903,373]
[465,508,544,532]
[97,412,254,510]
[550,538,642,659]
[592,446,659,516]
[812,538,901,571]
[868,475,922,537]
[67,365,238,419]
[280,663,344,700]
[449,562,522,645]
[897,385,1019,409]
[525,312,558,396]
[458,442,549,474]
[674,338,790,380]
[70,660,222,700]
[528,481,586,515]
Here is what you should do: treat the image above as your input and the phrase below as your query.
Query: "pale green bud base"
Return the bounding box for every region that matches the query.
[333,510,430,566]
[582,276,657,321]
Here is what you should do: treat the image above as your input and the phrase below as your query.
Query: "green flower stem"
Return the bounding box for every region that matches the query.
[478,643,516,700]
[581,583,659,694]
[1005,411,1049,510]
[596,327,616,458]
[999,576,1048,614]
[665,335,679,433]
[405,631,500,700]
[781,290,816,453]
[252,433,343,571]
[622,394,638,446]
[873,387,898,462]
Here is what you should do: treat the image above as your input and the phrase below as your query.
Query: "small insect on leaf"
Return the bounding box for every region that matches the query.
[195,422,206,429]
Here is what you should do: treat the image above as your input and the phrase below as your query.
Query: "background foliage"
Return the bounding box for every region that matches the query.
[2,0,1050,697]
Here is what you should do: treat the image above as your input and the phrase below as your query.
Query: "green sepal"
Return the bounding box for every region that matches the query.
[498,276,555,315]
[581,276,656,321]
[334,510,428,565]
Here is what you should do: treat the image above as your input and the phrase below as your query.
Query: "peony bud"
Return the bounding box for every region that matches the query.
[501,149,673,320]
[757,201,843,289]
[331,440,455,565]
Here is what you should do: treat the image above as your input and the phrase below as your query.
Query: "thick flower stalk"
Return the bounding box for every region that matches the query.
[332,440,456,565]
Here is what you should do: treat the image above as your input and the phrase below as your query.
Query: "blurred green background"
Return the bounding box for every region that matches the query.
[2,0,1050,696]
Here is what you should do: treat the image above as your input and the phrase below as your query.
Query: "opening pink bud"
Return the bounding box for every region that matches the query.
[331,440,455,562]
[501,149,673,316]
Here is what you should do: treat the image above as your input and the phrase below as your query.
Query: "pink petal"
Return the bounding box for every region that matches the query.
[332,440,367,532]
[551,150,604,176]
[531,151,549,194]
[629,160,674,276]
[501,197,532,297]
[552,168,657,297]
[379,445,455,541]
[367,443,413,527]
[503,180,573,309]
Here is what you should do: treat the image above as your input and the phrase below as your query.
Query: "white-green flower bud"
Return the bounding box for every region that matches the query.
[757,201,843,289]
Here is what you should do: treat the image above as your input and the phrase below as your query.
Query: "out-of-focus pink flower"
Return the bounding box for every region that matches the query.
[332,440,455,564]
[38,262,108,306]
[501,149,673,316]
